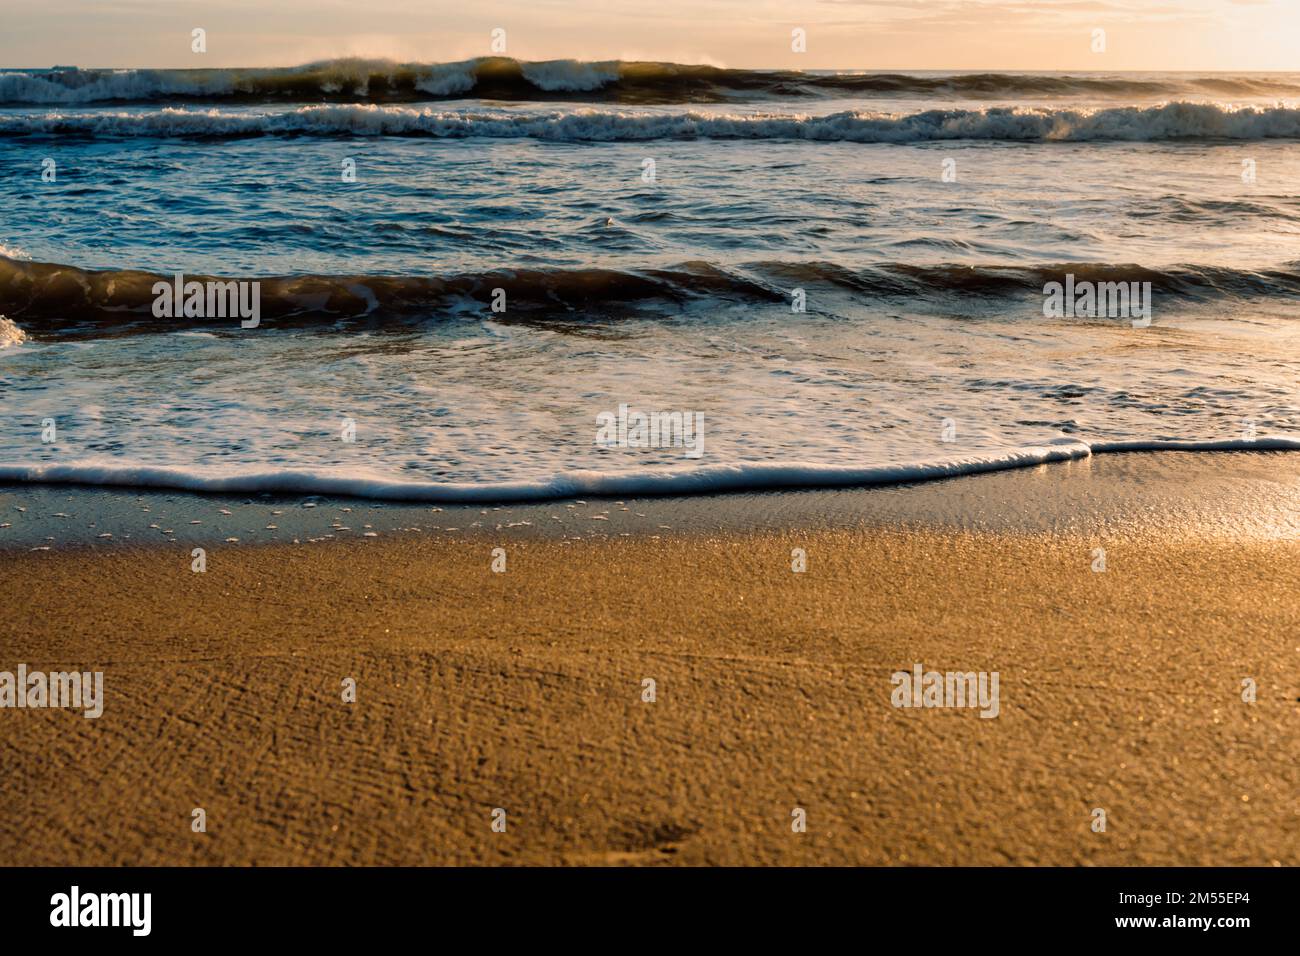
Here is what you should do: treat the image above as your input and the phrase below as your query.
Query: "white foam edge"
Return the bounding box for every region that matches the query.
[0,437,1297,503]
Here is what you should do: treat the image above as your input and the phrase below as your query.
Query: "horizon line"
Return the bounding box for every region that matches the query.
[6,60,1299,75]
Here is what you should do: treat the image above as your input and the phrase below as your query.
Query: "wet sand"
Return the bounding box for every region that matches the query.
[1,452,1297,865]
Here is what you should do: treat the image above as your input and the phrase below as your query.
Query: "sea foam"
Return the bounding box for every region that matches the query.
[1,439,1297,503]
[3,102,1300,142]
[0,315,26,348]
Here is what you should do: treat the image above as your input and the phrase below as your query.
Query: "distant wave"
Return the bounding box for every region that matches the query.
[4,102,1299,143]
[3,60,1300,105]
[3,256,1298,330]
[2,438,1298,503]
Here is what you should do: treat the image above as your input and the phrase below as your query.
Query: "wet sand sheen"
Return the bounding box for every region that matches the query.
[1,455,1297,865]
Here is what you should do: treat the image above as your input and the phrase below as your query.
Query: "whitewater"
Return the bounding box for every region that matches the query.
[4,102,1300,142]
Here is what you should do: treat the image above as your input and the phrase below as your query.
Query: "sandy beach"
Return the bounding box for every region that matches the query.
[1,451,1296,866]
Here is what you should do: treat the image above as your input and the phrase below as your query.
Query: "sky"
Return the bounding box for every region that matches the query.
[0,0,1296,72]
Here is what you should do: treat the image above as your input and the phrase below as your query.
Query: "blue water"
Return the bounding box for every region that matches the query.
[1,61,1298,499]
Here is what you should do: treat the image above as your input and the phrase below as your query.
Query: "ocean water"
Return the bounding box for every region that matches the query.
[1,59,1298,501]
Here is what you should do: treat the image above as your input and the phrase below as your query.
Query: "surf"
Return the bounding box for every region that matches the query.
[1,439,1298,504]
[6,101,1300,143]
[3,60,1300,105]
[3,255,1298,332]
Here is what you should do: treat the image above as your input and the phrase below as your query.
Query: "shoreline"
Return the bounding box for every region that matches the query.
[2,450,1297,865]
[2,449,1298,551]
[2,437,1299,508]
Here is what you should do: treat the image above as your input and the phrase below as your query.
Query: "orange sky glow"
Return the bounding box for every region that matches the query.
[1,0,1296,72]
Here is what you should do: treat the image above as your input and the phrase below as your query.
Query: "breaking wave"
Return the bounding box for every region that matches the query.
[0,315,25,347]
[3,60,1300,105]
[4,102,1299,142]
[3,255,1298,331]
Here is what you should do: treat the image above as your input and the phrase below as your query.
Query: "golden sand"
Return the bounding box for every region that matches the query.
[2,512,1296,865]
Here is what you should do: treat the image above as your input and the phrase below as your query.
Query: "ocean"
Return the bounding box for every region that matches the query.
[1,58,1298,501]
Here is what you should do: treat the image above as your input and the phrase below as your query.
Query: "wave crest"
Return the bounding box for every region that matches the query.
[4,102,1300,143]
[0,314,26,347]
[3,60,1299,105]
[2,256,1298,332]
